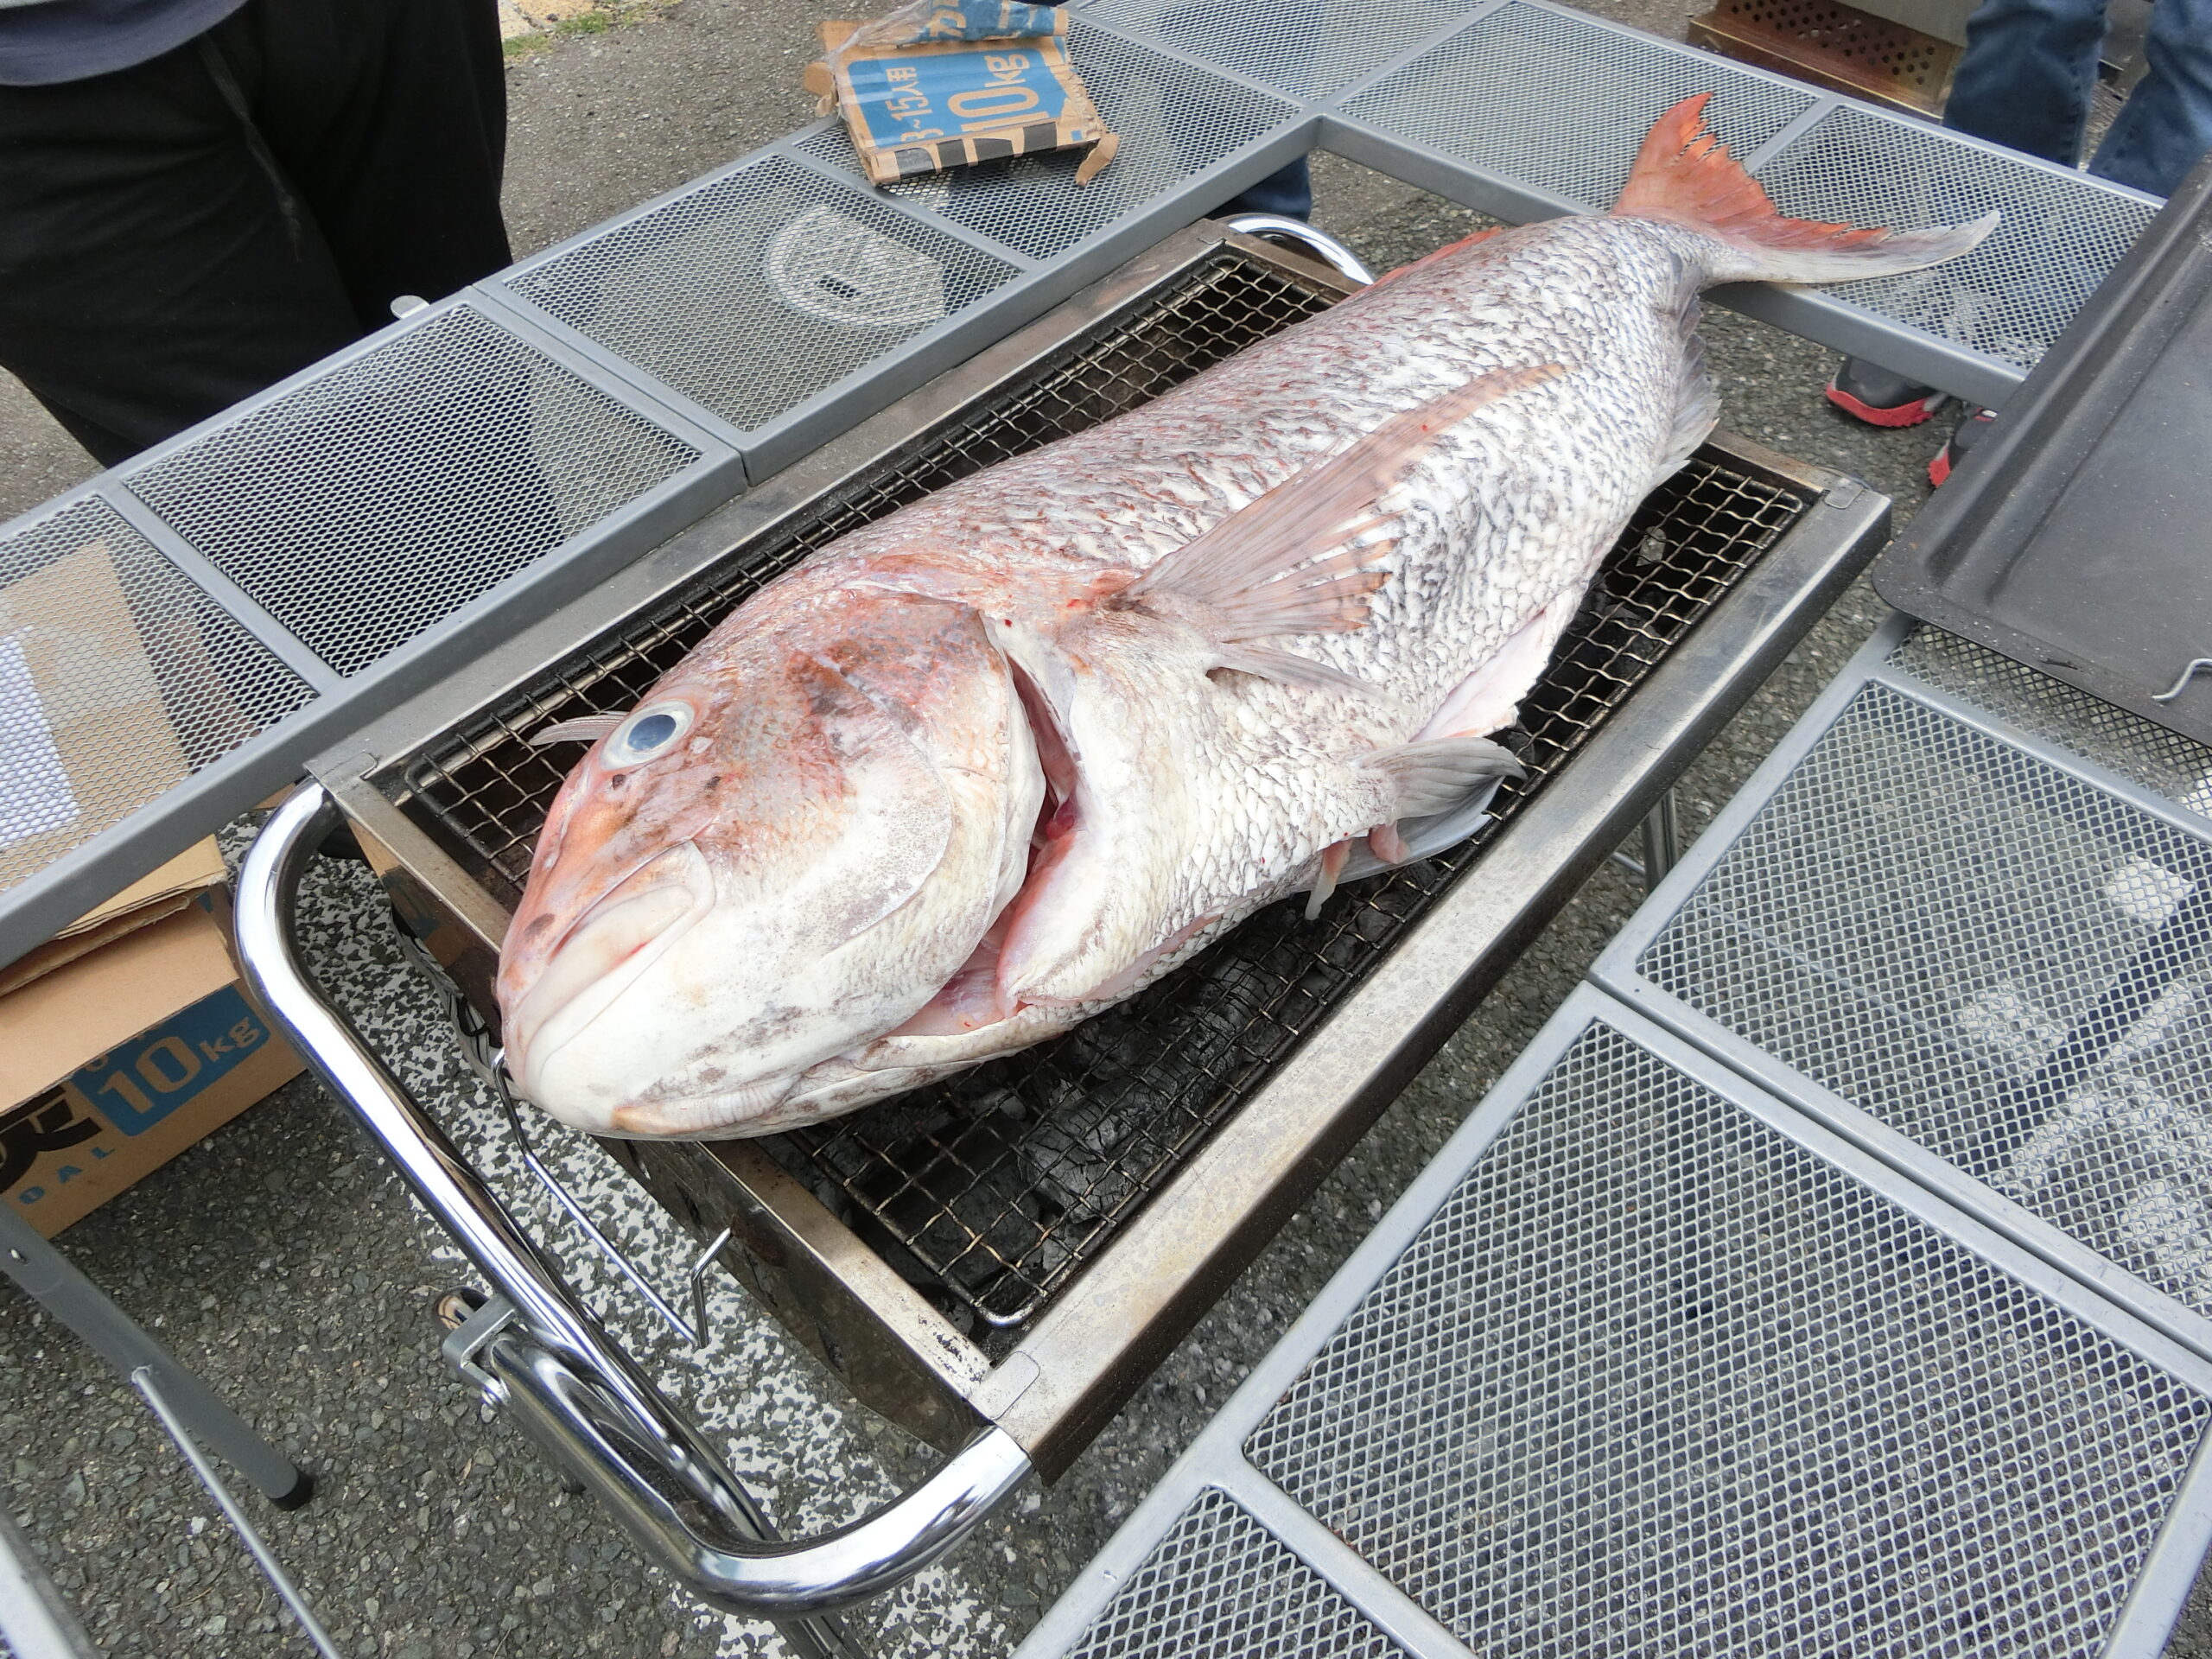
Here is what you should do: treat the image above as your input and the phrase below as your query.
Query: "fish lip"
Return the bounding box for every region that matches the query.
[505,841,715,1102]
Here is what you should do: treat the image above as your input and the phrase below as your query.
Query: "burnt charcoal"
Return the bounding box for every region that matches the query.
[1020,1089,1143,1227]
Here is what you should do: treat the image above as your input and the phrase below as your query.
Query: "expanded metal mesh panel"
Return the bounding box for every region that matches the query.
[1755,105,2158,370]
[1891,623,2212,816]
[0,497,311,893]
[1339,1,1815,211]
[799,27,1297,263]
[396,249,1808,1337]
[1059,1489,1406,1659]
[1080,0,1485,101]
[504,157,1021,433]
[1637,682,2212,1321]
[1247,1020,2212,1657]
[127,306,702,678]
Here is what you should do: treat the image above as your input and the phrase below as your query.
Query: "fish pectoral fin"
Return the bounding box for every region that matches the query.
[528,712,626,747]
[1124,361,1564,643]
[1213,642,1374,695]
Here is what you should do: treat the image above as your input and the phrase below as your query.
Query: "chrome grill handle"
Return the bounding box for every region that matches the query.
[490,1332,1032,1618]
[235,785,1032,1627]
[1220,213,1376,285]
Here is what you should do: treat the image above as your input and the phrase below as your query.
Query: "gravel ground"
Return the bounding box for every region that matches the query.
[6,4,2210,1657]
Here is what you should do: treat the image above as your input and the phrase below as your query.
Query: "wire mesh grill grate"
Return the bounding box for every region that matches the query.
[127,305,702,678]
[1339,1,1815,211]
[395,249,1808,1337]
[1637,681,2212,1324]
[1080,0,1486,102]
[0,496,312,894]
[503,156,1022,433]
[798,26,1298,264]
[1246,1020,2212,1658]
[1753,105,2158,371]
[1058,1488,1407,1658]
[1890,623,2212,817]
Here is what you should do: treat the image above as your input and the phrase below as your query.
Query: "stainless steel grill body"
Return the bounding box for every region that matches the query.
[308,225,1887,1487]
[1018,991,2212,1659]
[1596,616,2212,1365]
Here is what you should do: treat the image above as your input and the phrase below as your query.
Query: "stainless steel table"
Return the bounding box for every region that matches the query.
[0,0,2160,967]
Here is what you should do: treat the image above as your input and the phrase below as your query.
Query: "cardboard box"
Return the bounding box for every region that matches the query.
[0,842,302,1236]
[807,3,1117,186]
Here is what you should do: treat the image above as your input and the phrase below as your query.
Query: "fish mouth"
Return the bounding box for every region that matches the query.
[505,841,714,1103]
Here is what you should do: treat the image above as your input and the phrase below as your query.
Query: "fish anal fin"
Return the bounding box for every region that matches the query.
[1655,331,1719,486]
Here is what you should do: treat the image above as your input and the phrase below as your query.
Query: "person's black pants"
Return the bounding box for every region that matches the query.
[0,0,512,466]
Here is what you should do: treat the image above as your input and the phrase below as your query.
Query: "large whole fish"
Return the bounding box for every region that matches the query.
[497,96,1990,1137]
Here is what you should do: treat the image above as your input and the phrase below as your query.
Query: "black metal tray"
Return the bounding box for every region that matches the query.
[1876,155,2212,745]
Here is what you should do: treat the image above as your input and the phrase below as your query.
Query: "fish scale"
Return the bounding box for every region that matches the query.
[494,97,1994,1138]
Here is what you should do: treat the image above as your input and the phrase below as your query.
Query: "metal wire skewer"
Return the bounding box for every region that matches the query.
[483,1053,721,1347]
[386,919,735,1348]
[130,1368,341,1659]
[2152,657,2212,702]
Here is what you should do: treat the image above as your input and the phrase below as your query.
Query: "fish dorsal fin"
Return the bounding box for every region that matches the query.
[1125,361,1563,643]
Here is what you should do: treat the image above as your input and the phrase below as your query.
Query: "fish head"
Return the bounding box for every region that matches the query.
[496,594,1039,1137]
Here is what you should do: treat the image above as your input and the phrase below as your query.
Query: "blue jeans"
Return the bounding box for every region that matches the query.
[1947,0,2212,195]
[1220,156,1313,219]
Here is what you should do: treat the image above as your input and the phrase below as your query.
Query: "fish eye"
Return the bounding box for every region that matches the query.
[606,701,692,767]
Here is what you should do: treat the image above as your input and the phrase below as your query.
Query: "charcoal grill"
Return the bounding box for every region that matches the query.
[234,222,1889,1621]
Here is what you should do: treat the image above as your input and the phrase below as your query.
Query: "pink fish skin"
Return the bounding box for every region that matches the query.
[498,96,1993,1138]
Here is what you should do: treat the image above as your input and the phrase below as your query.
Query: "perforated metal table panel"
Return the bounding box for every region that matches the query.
[1016,989,2212,1659]
[1593,616,2212,1367]
[0,0,2162,965]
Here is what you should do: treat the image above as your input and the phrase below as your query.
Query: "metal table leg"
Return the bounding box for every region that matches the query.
[1611,786,1686,893]
[0,1501,96,1659]
[0,1205,312,1510]
[1640,786,1684,887]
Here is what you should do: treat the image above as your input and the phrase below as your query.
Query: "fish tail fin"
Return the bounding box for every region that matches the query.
[1612,93,1996,284]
